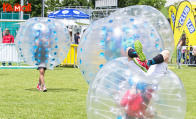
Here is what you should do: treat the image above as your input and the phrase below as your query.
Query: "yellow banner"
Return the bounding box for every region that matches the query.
[190,2,196,16]
[184,13,196,46]
[174,1,196,46]
[168,5,177,32]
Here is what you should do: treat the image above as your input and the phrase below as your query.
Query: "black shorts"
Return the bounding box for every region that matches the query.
[37,67,47,70]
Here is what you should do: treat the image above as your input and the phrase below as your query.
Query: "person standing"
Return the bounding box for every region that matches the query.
[74,32,80,45]
[2,28,14,66]
[177,34,186,66]
[35,30,51,92]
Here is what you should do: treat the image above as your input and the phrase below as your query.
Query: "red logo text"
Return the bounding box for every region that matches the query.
[3,3,31,12]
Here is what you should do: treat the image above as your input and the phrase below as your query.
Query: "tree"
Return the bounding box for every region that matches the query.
[118,0,140,8]
[28,0,45,17]
[91,0,166,10]
[90,0,95,8]
[118,0,126,8]
[138,0,166,10]
[160,6,169,18]
[61,0,89,7]
[45,0,61,11]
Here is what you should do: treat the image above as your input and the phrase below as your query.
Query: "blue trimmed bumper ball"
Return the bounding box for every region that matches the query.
[15,17,71,68]
[86,57,186,119]
[77,5,174,84]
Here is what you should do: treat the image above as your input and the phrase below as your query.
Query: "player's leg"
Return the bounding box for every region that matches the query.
[147,50,170,66]
[126,40,149,72]
[2,61,5,66]
[177,48,182,64]
[147,50,170,76]
[126,40,146,61]
[37,73,42,91]
[126,47,137,61]
[160,50,170,63]
[8,62,12,66]
[39,68,47,92]
[134,40,146,61]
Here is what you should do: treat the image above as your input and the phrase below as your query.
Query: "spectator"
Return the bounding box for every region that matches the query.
[35,30,51,92]
[177,34,186,65]
[69,30,72,43]
[189,46,196,65]
[2,28,14,66]
[193,46,196,56]
[3,28,14,43]
[74,32,80,45]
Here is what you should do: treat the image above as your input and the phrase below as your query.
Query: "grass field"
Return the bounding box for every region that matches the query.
[0,66,195,119]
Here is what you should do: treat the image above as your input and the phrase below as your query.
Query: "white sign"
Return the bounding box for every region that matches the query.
[73,10,80,14]
[0,44,20,62]
[95,0,118,8]
[62,10,69,14]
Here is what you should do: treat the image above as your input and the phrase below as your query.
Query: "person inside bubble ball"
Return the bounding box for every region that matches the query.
[120,40,170,119]
[34,30,51,92]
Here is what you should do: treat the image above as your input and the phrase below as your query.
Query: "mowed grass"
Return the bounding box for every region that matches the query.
[170,65,196,119]
[0,66,195,119]
[0,67,88,119]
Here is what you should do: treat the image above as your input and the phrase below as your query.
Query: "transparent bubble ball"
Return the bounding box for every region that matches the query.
[15,17,71,67]
[87,57,186,119]
[78,5,174,84]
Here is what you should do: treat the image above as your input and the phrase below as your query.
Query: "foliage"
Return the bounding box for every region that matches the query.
[118,0,167,10]
[118,0,140,8]
[61,0,89,7]
[138,0,166,10]
[28,0,46,17]
[45,0,61,12]
[90,0,95,8]
[160,6,169,18]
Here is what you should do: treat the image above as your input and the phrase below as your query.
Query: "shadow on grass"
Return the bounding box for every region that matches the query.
[0,73,9,76]
[25,88,78,92]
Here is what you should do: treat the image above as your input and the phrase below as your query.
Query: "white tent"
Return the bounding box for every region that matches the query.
[59,19,78,26]
[75,19,90,25]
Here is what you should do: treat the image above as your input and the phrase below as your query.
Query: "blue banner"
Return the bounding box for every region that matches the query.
[179,5,190,25]
[186,18,195,34]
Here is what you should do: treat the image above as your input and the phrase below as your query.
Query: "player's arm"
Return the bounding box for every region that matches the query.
[34,37,39,46]
[2,36,5,43]
[78,37,80,44]
[48,39,51,47]
[11,36,14,43]
[178,40,182,46]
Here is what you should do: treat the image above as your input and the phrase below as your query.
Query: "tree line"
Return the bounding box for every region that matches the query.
[0,0,166,17]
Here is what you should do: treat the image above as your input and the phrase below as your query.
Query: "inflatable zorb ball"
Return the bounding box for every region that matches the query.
[87,57,186,119]
[15,18,71,68]
[110,5,174,55]
[78,6,174,84]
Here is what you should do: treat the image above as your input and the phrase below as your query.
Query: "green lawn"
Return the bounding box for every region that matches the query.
[0,66,195,119]
[170,66,196,119]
